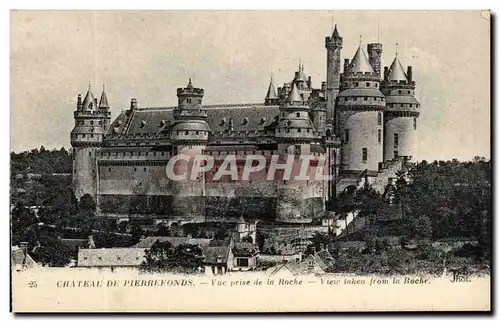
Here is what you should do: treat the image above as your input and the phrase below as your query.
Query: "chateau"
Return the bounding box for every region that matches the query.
[70,25,421,224]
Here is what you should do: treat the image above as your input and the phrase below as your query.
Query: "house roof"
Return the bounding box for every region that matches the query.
[132,236,212,248]
[77,248,146,267]
[233,242,259,256]
[201,246,230,264]
[314,249,334,270]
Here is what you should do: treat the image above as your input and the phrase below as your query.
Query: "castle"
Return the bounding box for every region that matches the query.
[70,25,421,224]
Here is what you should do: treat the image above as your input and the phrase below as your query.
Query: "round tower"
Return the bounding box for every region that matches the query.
[70,85,111,199]
[381,56,420,161]
[274,82,324,223]
[336,45,386,173]
[169,79,210,221]
[325,24,343,131]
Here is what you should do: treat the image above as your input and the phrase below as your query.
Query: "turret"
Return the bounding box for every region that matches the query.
[264,76,278,106]
[336,45,386,173]
[170,78,210,145]
[274,83,324,223]
[381,55,420,161]
[70,84,111,199]
[275,82,316,142]
[170,79,210,220]
[325,24,343,132]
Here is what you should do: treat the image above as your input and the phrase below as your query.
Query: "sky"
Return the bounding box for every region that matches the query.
[10,10,490,161]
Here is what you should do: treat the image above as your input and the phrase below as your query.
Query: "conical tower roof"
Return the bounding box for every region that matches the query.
[387,56,408,82]
[186,78,194,89]
[99,85,110,108]
[332,24,340,38]
[265,78,277,100]
[347,46,374,74]
[82,86,95,110]
[287,81,301,102]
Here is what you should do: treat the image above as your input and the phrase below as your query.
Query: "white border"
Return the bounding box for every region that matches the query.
[2,1,497,320]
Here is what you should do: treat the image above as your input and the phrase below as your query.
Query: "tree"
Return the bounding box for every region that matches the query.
[170,244,205,273]
[140,241,175,272]
[309,232,330,252]
[155,225,171,237]
[11,202,38,236]
[34,237,74,267]
[408,215,433,240]
[140,241,204,274]
[78,194,96,213]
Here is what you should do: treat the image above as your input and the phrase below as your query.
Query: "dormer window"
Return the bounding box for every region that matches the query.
[187,98,192,104]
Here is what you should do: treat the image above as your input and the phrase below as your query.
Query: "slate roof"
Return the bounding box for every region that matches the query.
[387,56,408,82]
[99,88,110,108]
[201,246,230,264]
[132,236,212,248]
[347,46,374,74]
[385,95,420,104]
[314,249,334,270]
[107,104,281,137]
[77,248,146,267]
[81,88,96,111]
[265,79,277,100]
[233,242,259,257]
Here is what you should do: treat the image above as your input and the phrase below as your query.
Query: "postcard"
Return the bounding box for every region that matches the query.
[10,10,491,312]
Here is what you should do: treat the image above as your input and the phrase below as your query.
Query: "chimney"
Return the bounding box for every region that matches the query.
[77,94,82,109]
[344,59,350,73]
[130,98,138,110]
[383,66,389,81]
[321,81,327,91]
[407,66,413,83]
[307,76,312,88]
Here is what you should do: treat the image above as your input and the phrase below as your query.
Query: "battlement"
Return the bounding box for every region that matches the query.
[367,43,383,51]
[381,80,416,89]
[74,110,111,118]
[176,87,204,96]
